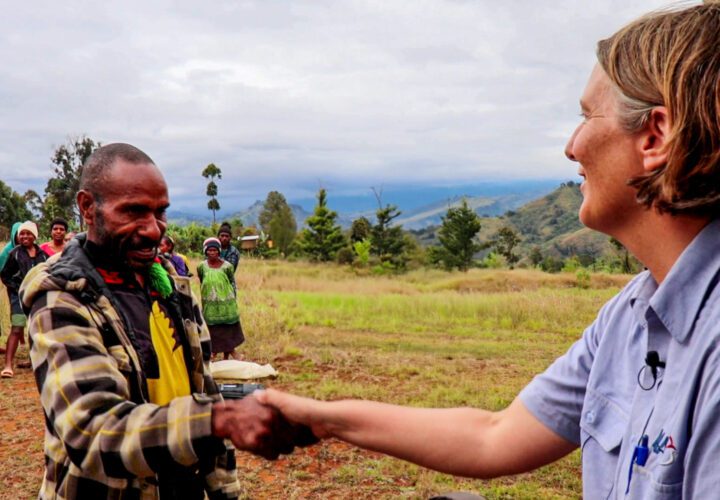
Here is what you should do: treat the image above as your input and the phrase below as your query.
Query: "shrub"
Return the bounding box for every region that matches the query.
[562,256,582,272]
[576,268,591,289]
[540,256,564,273]
[479,252,506,269]
[336,247,355,265]
[353,238,372,267]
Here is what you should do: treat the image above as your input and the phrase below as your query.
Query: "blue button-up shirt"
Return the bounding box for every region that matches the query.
[520,219,720,499]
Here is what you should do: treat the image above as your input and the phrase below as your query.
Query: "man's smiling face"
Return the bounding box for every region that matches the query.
[89,159,170,270]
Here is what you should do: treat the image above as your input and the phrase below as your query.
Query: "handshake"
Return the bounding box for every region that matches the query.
[211,385,322,460]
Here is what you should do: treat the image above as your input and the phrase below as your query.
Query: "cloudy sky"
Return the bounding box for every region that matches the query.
[0,0,683,212]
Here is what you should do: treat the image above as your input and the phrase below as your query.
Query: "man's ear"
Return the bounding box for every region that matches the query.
[76,190,96,227]
[640,106,670,173]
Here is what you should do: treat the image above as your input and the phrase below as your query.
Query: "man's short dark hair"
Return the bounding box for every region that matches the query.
[218,222,232,236]
[79,143,155,202]
[50,217,68,230]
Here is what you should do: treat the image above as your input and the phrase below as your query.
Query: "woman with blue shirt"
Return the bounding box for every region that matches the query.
[255,4,720,498]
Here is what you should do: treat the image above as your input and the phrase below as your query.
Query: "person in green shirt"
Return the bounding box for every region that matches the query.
[198,237,244,360]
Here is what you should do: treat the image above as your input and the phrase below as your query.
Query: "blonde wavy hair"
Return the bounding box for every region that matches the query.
[597,1,720,216]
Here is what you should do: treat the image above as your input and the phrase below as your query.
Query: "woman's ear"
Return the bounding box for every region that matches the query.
[640,106,670,172]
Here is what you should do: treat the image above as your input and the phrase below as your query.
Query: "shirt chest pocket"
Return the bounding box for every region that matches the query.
[581,390,627,452]
[580,390,627,499]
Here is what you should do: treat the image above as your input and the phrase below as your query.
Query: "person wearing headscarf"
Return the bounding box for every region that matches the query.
[0,222,22,355]
[159,235,189,277]
[1,221,48,377]
[197,237,244,360]
[0,221,21,272]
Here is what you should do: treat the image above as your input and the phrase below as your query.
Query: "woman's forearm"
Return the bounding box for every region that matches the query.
[257,390,575,479]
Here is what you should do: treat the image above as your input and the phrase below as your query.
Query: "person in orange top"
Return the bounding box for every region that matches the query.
[39,217,68,256]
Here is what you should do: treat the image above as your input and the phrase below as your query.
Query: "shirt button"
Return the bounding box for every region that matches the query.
[585,411,596,424]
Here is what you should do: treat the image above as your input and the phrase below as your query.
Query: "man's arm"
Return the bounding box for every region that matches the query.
[28,289,289,480]
[256,389,576,478]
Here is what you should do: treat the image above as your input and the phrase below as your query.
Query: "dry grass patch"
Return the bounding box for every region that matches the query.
[0,258,632,499]
[432,268,630,293]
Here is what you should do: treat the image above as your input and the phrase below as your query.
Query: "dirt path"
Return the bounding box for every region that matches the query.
[0,365,45,499]
[0,367,428,499]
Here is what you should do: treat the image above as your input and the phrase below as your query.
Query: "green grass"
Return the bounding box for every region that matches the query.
[225,259,627,498]
[274,287,613,336]
[2,256,627,499]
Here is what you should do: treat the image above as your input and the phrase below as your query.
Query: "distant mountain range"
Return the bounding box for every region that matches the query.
[168,181,559,230]
[392,192,547,230]
[168,181,614,260]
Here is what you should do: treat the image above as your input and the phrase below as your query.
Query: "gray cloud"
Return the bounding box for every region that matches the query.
[0,0,679,210]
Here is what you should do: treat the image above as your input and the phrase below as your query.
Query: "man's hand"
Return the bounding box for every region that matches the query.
[211,395,317,460]
[254,388,331,439]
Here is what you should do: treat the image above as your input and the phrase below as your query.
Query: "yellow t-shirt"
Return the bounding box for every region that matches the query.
[146,301,191,405]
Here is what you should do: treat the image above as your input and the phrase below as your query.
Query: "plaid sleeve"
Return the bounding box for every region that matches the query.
[225,248,239,270]
[28,289,227,481]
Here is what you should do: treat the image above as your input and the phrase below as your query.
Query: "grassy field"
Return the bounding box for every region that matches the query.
[0,259,631,499]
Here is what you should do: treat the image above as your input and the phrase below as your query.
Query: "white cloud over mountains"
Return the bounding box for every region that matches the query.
[0,0,679,210]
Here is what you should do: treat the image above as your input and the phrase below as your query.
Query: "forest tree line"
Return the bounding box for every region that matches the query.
[0,136,640,276]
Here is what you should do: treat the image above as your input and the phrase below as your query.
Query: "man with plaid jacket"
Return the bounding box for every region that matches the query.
[20,143,305,499]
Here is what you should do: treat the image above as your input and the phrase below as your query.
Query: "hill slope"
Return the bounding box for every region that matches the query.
[393,192,546,230]
[168,183,558,230]
[413,182,614,259]
[503,182,610,257]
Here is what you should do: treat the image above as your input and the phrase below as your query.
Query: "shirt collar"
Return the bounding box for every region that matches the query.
[629,271,657,327]
[640,219,720,343]
[83,239,147,287]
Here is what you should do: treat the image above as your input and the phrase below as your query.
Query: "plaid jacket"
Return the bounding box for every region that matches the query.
[19,235,240,499]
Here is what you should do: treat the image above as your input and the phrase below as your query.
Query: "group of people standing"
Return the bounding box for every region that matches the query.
[158,222,245,360]
[0,217,69,378]
[9,3,720,497]
[1,217,245,378]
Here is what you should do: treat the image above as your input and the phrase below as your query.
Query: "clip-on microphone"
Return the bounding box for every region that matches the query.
[637,350,665,390]
[645,351,666,379]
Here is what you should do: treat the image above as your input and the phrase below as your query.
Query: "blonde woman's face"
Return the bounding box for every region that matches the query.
[565,65,645,236]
